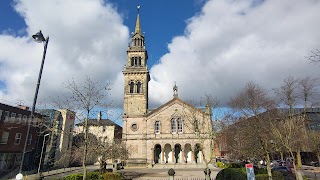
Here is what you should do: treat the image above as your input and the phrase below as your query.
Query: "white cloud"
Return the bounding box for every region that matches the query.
[149,0,320,107]
[0,0,128,108]
[1,0,320,112]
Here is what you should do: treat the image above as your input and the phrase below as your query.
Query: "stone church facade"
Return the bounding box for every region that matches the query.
[122,9,214,167]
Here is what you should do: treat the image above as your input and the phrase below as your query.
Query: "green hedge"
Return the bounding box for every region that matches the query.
[101,172,122,180]
[216,168,247,180]
[216,168,284,180]
[53,172,122,180]
[225,162,245,168]
[255,171,284,180]
[217,161,225,168]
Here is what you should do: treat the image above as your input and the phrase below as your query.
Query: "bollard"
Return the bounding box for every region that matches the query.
[168,168,175,180]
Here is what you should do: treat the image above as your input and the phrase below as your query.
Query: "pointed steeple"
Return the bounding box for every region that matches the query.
[134,6,141,34]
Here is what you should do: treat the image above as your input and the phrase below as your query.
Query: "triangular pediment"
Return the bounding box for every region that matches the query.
[146,97,205,120]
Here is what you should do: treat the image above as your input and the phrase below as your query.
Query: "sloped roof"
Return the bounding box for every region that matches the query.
[76,119,120,127]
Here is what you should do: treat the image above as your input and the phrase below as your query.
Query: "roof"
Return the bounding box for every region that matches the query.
[76,119,120,127]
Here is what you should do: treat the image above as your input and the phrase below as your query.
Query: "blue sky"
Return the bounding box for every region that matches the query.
[0,0,320,114]
[0,0,203,68]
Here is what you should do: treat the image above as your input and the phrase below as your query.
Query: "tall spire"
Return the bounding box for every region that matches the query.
[134,6,141,34]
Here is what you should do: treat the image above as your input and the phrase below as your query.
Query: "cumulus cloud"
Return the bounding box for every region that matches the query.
[0,0,128,108]
[1,0,320,113]
[149,0,320,107]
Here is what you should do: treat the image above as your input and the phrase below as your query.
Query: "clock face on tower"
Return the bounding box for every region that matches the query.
[131,123,138,131]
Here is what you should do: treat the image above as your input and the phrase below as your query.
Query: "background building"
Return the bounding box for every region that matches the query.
[73,115,122,164]
[0,103,42,174]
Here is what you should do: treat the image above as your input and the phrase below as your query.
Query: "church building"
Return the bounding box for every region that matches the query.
[122,8,214,168]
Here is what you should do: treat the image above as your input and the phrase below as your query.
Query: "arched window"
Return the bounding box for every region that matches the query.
[155,121,160,134]
[134,57,138,66]
[129,81,134,93]
[136,82,141,93]
[177,118,183,133]
[131,57,134,66]
[138,57,142,66]
[171,118,176,133]
[194,118,199,132]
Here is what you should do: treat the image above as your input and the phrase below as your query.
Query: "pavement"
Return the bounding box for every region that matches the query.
[301,165,320,180]
[3,164,320,180]
[3,165,220,180]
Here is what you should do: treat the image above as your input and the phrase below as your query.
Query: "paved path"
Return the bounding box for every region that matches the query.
[119,168,220,180]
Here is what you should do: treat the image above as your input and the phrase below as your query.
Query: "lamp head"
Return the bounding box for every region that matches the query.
[32,30,45,43]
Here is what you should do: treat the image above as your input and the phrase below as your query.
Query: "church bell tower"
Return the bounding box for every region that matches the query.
[123,6,150,116]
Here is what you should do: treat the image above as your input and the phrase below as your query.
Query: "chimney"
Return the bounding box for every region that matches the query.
[97,111,102,121]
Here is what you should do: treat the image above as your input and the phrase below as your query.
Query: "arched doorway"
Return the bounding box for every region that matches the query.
[164,144,171,163]
[194,143,202,164]
[174,144,181,163]
[154,144,161,164]
[184,144,192,163]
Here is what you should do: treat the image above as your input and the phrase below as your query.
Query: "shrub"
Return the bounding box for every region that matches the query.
[254,167,267,174]
[216,161,225,168]
[101,172,122,180]
[216,168,247,180]
[54,172,102,180]
[56,173,83,180]
[87,172,102,180]
[255,172,284,180]
[225,162,245,168]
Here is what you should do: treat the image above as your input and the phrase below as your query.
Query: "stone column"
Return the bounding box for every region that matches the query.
[171,148,175,164]
[191,150,196,164]
[181,149,185,163]
[161,148,164,164]
[151,148,154,163]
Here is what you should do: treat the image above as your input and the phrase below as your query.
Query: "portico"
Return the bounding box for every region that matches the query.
[151,143,203,164]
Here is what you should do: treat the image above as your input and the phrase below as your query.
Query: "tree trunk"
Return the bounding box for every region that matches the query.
[280,152,284,161]
[296,150,302,168]
[265,153,272,180]
[82,117,89,180]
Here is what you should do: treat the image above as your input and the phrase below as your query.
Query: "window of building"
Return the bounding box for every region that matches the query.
[177,118,183,133]
[16,114,22,124]
[136,82,142,93]
[131,57,134,66]
[0,131,9,144]
[27,134,32,145]
[171,118,176,133]
[155,121,161,134]
[134,57,138,66]
[129,81,134,94]
[194,118,199,132]
[10,112,16,123]
[14,133,22,144]
[138,57,142,66]
[23,115,27,124]
[4,111,9,122]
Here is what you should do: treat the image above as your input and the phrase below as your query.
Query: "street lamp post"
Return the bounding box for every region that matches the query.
[37,133,50,178]
[18,30,49,174]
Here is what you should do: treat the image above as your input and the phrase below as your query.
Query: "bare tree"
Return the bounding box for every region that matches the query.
[307,49,320,64]
[273,77,308,180]
[228,82,275,180]
[52,76,111,180]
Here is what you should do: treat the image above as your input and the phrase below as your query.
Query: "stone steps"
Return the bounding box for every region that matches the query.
[153,163,207,169]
